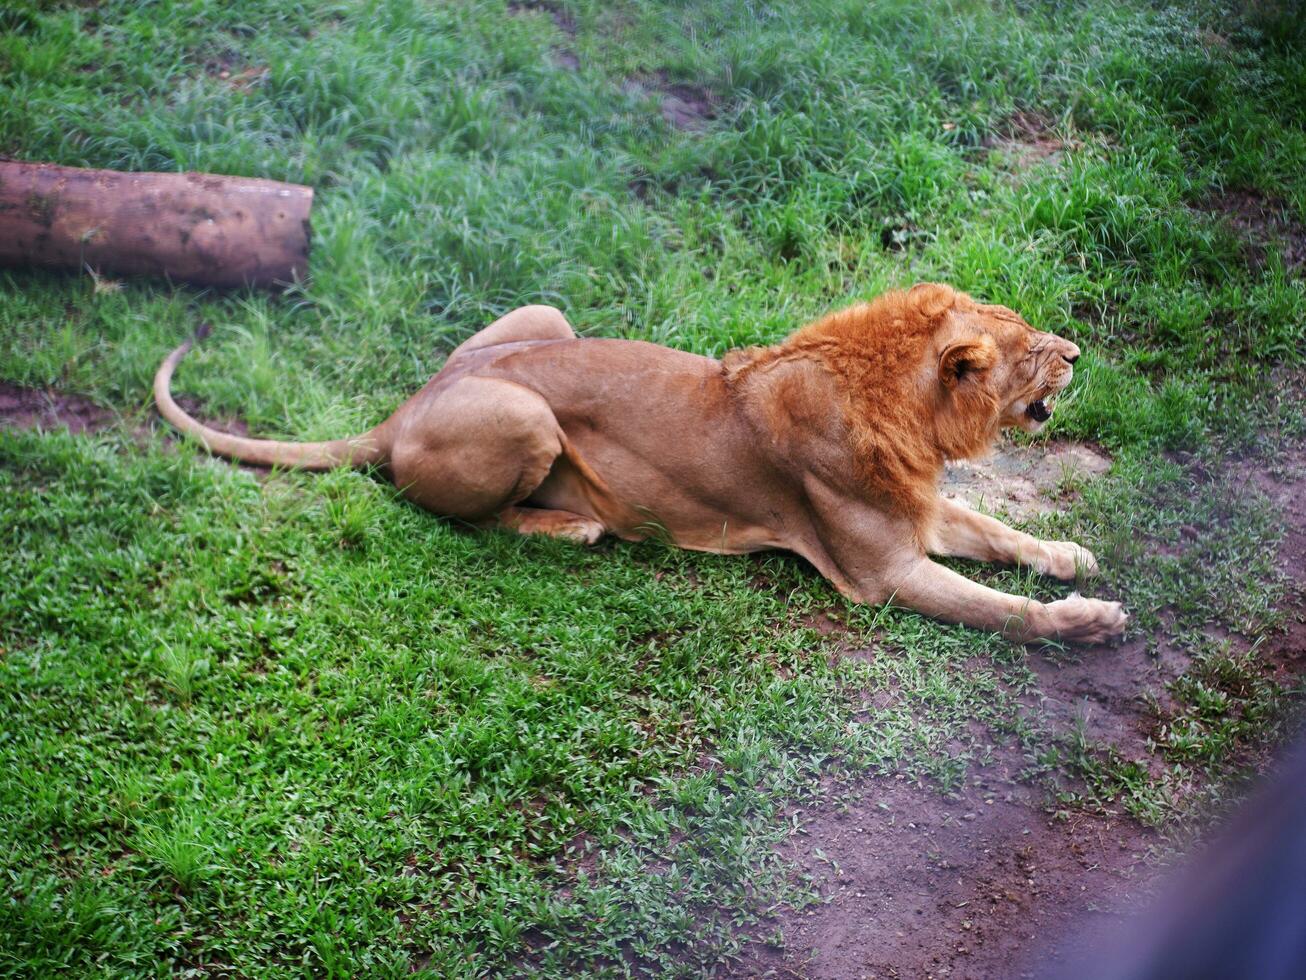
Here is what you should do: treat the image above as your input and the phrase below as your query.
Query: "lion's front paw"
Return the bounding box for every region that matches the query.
[1035,541,1099,581]
[1043,592,1127,644]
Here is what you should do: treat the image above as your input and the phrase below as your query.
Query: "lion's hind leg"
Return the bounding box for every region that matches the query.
[390,377,605,548]
[451,305,575,357]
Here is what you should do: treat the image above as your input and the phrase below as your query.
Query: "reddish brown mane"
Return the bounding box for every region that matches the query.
[725,283,1003,525]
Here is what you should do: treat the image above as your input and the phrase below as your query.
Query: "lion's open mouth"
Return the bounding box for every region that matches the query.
[1027,399,1051,423]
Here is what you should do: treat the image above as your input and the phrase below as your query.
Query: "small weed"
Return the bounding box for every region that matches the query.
[152,639,210,705]
[137,818,220,893]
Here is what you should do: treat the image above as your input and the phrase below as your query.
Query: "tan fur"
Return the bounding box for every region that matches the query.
[155,288,1127,644]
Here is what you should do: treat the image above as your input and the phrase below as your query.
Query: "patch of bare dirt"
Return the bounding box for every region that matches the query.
[1028,636,1188,777]
[984,110,1079,173]
[508,0,577,36]
[202,50,269,92]
[941,440,1112,521]
[0,381,259,470]
[1198,188,1306,272]
[0,381,113,434]
[507,1,580,71]
[724,762,1156,979]
[1236,442,1306,678]
[1028,441,1306,791]
[623,72,718,131]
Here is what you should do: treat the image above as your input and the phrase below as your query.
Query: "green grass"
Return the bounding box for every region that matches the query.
[2,0,1304,974]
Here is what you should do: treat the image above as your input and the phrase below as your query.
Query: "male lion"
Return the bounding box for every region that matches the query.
[155,283,1127,644]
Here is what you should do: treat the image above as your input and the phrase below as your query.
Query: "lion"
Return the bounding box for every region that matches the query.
[155,283,1127,644]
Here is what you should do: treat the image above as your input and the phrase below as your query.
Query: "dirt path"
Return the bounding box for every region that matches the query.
[0,380,113,433]
[0,379,254,447]
[725,446,1306,979]
[728,767,1153,979]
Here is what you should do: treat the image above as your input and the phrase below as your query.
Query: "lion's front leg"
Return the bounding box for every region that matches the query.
[800,476,1125,644]
[889,556,1127,645]
[925,497,1098,581]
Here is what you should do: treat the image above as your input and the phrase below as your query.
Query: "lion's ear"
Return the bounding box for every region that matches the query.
[909,282,957,318]
[939,335,997,389]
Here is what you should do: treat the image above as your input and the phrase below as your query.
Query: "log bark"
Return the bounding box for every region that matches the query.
[0,161,313,289]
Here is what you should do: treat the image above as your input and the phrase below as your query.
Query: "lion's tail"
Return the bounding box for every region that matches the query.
[153,328,389,471]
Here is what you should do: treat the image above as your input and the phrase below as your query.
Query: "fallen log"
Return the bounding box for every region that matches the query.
[0,161,313,289]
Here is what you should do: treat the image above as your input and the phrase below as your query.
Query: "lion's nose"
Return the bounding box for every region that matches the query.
[1062,345,1080,364]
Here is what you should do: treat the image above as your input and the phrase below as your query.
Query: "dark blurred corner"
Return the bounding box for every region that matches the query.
[1045,732,1306,980]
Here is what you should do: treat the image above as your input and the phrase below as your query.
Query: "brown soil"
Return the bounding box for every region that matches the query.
[984,111,1079,173]
[507,0,580,70]
[726,768,1154,979]
[0,382,256,454]
[941,440,1111,521]
[0,380,113,433]
[1198,188,1306,272]
[201,49,268,91]
[508,0,578,37]
[723,445,1306,980]
[622,72,717,131]
[1027,635,1185,778]
[1236,444,1306,681]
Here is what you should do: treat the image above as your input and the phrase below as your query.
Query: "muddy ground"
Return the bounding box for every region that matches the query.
[727,769,1152,979]
[0,380,254,441]
[941,440,1111,521]
[725,446,1306,979]
[1199,189,1306,273]
[0,380,113,434]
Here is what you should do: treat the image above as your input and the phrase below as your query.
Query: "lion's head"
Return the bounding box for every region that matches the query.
[922,283,1082,443]
[725,282,1083,522]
